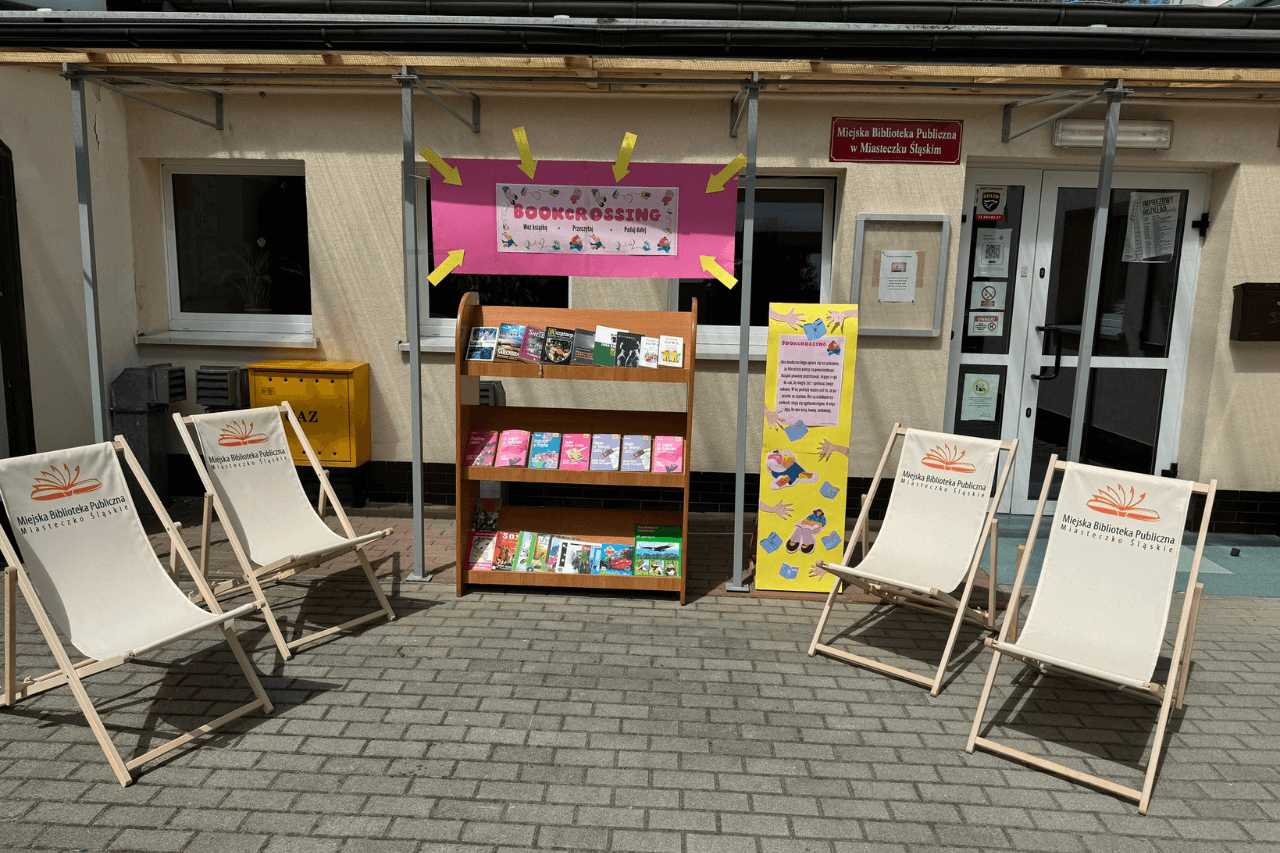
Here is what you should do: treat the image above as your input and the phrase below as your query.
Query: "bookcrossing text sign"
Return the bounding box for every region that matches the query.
[754,302,860,593]
[829,118,963,165]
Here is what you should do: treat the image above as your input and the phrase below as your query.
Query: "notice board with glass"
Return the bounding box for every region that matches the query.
[850,214,950,336]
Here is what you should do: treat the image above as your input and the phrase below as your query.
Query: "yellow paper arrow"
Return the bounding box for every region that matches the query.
[417,144,461,186]
[613,131,637,182]
[701,255,738,289]
[512,126,538,179]
[427,249,465,286]
[706,153,748,193]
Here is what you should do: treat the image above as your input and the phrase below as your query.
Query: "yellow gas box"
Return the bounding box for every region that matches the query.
[246,360,371,468]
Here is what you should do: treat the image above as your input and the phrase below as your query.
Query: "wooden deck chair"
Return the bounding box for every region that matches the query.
[174,402,395,660]
[808,425,1016,696]
[967,457,1215,814]
[0,438,273,786]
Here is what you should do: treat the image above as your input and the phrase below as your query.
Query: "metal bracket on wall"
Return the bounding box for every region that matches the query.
[730,73,764,139]
[64,65,223,131]
[1001,84,1129,143]
[400,70,481,134]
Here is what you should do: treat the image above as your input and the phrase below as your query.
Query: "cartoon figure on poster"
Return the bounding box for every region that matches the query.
[755,303,859,593]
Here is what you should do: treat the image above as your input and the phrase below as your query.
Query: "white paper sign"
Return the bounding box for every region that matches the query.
[878,250,918,303]
[960,373,1000,422]
[970,280,1007,311]
[1122,191,1179,264]
[974,229,1011,278]
[497,183,678,256]
[968,312,1004,337]
[774,335,845,427]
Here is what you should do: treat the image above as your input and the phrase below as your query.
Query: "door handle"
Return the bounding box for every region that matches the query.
[1031,325,1063,381]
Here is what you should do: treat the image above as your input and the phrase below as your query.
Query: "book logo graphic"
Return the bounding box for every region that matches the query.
[218,420,268,447]
[1086,484,1161,522]
[30,464,102,501]
[921,444,976,474]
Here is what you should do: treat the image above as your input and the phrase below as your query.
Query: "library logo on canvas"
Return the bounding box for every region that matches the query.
[1086,484,1161,522]
[29,463,102,501]
[921,444,975,474]
[218,420,269,447]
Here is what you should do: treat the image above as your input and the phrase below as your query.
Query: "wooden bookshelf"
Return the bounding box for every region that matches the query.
[454,292,696,605]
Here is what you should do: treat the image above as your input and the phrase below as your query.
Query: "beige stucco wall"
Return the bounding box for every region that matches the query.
[6,71,1280,492]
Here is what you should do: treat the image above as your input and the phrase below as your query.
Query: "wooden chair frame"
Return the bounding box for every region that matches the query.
[966,455,1215,814]
[1,437,273,786]
[175,401,395,661]
[808,424,1017,696]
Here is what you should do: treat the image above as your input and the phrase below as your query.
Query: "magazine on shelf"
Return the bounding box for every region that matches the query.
[492,531,520,571]
[634,524,682,577]
[531,533,553,572]
[589,433,622,471]
[652,435,685,474]
[542,327,575,364]
[640,336,660,369]
[464,430,499,467]
[571,328,596,365]
[591,542,635,576]
[495,323,527,362]
[528,432,562,469]
[471,497,501,531]
[467,531,497,572]
[560,433,592,471]
[465,326,498,361]
[593,325,625,366]
[552,538,596,574]
[518,326,546,363]
[614,331,643,368]
[495,429,532,467]
[658,335,684,368]
[514,530,537,572]
[620,434,652,472]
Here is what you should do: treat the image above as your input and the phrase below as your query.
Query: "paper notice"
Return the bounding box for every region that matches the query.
[878,250,918,303]
[960,373,1000,422]
[968,312,1004,337]
[974,229,1011,278]
[970,280,1007,311]
[1122,191,1179,263]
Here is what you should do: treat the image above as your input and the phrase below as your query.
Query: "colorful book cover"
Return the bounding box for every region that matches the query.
[495,429,531,467]
[467,531,497,571]
[653,435,685,473]
[471,497,501,531]
[589,433,622,471]
[658,334,684,368]
[492,531,520,571]
[528,432,562,469]
[495,323,527,362]
[614,331,643,368]
[464,429,499,467]
[640,336,660,369]
[542,327,575,364]
[465,326,497,361]
[531,533,552,572]
[514,530,536,572]
[571,328,596,365]
[553,538,595,574]
[591,542,635,576]
[621,434,652,472]
[518,326,545,363]
[593,325,624,366]
[635,524,682,578]
[560,433,592,471]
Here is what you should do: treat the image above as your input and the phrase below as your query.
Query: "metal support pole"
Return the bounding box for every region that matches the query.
[68,70,108,443]
[727,73,761,594]
[400,68,427,580]
[1066,80,1127,464]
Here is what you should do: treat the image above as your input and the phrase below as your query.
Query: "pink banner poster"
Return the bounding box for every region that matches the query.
[431,159,738,278]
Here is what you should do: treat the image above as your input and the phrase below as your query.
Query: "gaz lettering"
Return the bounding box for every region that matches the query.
[300,411,319,423]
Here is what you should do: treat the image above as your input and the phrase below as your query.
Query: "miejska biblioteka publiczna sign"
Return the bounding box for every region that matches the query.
[829,118,963,165]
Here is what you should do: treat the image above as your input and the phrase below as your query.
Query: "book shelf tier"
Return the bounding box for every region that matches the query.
[462,361,691,384]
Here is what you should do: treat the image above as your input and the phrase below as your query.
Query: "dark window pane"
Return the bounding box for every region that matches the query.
[171,173,310,315]
[428,274,569,319]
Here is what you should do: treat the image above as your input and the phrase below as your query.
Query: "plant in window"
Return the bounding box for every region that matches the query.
[206,237,303,313]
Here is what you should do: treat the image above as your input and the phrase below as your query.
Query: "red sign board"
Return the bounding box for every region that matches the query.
[829,118,963,165]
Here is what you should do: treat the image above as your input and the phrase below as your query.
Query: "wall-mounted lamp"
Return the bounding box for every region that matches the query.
[1052,119,1174,150]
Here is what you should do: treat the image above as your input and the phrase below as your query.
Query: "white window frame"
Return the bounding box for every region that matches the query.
[667,175,836,359]
[160,160,312,337]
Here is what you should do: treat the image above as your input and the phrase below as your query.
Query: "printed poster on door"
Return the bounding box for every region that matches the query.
[1122,191,1179,264]
[755,303,859,593]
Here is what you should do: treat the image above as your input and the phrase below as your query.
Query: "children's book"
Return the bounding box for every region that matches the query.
[560,433,592,471]
[466,531,497,571]
[492,531,520,571]
[614,331,643,368]
[471,497,501,531]
[571,329,596,365]
[640,336,660,369]
[621,434,652,473]
[514,530,537,572]
[652,435,685,474]
[464,430,499,467]
[593,325,624,366]
[554,538,596,574]
[518,326,546,363]
[634,524,682,578]
[542,327,575,365]
[589,433,622,471]
[591,542,635,576]
[465,326,498,361]
[546,536,565,572]
[658,334,684,368]
[531,533,552,572]
[528,432,562,469]
[495,323,527,362]
[495,429,531,467]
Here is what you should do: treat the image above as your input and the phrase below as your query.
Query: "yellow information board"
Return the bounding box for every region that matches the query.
[754,303,859,592]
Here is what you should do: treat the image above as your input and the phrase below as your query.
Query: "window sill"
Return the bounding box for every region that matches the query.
[136,330,318,348]
[398,337,460,354]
